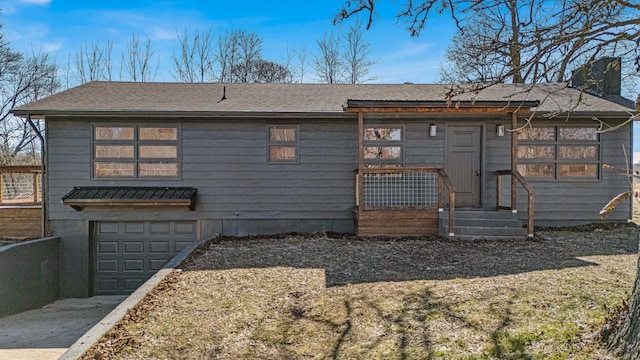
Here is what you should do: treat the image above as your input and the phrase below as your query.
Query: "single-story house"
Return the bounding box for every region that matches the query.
[11,59,636,297]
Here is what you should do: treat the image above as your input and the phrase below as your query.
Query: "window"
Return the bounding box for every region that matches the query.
[363,126,403,167]
[517,126,600,179]
[268,126,298,163]
[93,125,180,178]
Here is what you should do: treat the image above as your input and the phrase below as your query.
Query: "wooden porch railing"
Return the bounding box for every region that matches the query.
[0,166,43,206]
[497,169,535,237]
[437,169,456,236]
[355,167,456,235]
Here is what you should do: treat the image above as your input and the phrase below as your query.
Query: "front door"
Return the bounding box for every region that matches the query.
[445,126,482,207]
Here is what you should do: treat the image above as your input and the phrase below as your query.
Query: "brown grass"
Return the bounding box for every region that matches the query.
[84,224,640,359]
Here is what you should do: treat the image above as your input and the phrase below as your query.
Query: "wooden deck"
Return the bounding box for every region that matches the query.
[354,208,440,237]
[354,167,454,237]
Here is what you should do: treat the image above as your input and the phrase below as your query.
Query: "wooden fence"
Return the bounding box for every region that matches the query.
[0,166,43,239]
[0,166,42,205]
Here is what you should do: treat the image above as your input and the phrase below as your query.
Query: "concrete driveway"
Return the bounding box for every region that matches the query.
[0,295,126,360]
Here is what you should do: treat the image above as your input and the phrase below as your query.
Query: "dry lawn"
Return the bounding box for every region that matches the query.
[85,224,640,359]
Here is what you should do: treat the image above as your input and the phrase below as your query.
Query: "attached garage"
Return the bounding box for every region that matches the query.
[91,220,197,295]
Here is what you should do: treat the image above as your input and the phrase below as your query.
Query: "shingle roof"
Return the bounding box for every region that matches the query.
[11,81,634,116]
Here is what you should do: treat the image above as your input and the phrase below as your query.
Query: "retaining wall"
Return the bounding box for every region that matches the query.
[0,237,60,317]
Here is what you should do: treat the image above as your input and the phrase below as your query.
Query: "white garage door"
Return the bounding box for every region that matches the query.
[93,221,197,295]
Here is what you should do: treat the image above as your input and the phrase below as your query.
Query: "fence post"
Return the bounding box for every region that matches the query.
[33,172,39,204]
[0,172,3,204]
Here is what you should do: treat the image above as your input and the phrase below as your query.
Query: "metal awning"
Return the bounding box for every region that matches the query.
[61,186,197,211]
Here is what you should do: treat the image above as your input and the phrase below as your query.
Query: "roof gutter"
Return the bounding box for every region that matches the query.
[26,114,44,142]
[343,99,541,113]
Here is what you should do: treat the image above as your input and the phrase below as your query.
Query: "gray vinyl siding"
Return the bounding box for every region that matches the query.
[46,115,631,230]
[182,119,357,221]
[46,117,359,230]
[404,120,445,166]
[484,116,513,208]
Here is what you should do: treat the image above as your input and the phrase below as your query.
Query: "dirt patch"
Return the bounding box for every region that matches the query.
[183,225,638,285]
[82,224,640,359]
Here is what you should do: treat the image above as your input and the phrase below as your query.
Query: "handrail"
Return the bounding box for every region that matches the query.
[437,169,456,236]
[496,169,535,237]
[358,166,445,175]
[0,166,41,173]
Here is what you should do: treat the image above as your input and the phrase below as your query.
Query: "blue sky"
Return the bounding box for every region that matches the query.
[1,0,458,83]
[3,0,639,154]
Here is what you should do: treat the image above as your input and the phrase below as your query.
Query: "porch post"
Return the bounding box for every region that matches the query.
[511,112,518,212]
[33,172,39,204]
[357,111,364,209]
[358,111,364,169]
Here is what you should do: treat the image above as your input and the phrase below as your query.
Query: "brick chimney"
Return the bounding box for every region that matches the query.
[571,57,622,96]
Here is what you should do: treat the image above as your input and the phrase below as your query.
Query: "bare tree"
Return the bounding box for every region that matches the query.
[216,30,238,82]
[171,27,215,82]
[245,59,292,83]
[280,45,298,83]
[438,0,639,86]
[313,31,343,84]
[294,46,308,83]
[216,29,262,82]
[343,18,377,84]
[230,30,263,82]
[214,29,293,83]
[74,38,114,84]
[0,39,59,164]
[336,0,639,87]
[121,33,158,82]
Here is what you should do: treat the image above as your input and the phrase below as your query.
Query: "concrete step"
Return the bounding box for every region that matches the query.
[439,209,529,240]
[443,233,530,241]
[445,218,523,228]
[441,225,528,237]
[439,209,517,220]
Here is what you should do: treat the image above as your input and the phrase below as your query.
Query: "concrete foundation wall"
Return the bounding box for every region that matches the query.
[0,237,60,318]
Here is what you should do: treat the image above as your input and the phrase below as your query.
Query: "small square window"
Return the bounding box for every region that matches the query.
[268,126,298,163]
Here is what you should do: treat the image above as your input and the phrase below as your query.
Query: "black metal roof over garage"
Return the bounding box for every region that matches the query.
[62,186,197,211]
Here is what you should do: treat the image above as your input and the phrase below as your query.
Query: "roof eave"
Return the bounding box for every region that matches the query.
[528,109,636,119]
[344,99,541,113]
[10,110,353,119]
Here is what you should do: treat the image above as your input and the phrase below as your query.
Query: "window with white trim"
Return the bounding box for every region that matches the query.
[92,125,180,178]
[517,126,600,179]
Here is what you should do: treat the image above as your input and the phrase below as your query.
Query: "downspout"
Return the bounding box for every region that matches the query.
[26,114,46,238]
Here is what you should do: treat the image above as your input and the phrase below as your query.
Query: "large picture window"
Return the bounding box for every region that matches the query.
[363,126,403,167]
[517,126,600,179]
[93,125,180,178]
